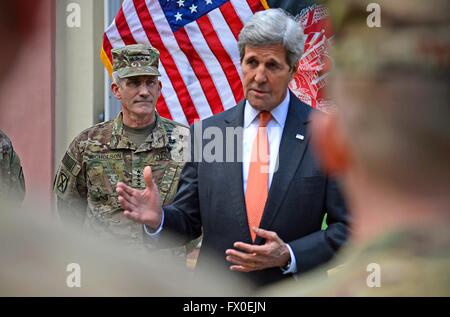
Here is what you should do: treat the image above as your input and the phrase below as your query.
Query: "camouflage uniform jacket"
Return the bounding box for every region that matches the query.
[0,129,25,203]
[54,113,189,245]
[263,225,450,296]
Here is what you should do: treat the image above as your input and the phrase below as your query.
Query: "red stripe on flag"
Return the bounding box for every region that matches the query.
[115,7,137,45]
[103,34,113,62]
[197,15,243,104]
[219,1,243,41]
[174,27,225,115]
[306,9,314,29]
[132,0,200,124]
[247,0,265,14]
[156,94,173,120]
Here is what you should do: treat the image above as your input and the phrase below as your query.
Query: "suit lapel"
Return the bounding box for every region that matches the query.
[256,93,312,244]
[222,101,252,242]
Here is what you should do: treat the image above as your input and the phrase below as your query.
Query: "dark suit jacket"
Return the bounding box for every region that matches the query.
[159,92,349,287]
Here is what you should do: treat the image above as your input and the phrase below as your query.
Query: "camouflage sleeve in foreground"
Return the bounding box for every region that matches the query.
[53,133,88,227]
[0,130,25,204]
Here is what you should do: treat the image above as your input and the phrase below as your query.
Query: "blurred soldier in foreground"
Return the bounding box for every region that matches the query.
[262,0,450,296]
[54,44,198,263]
[0,129,25,204]
[0,207,245,296]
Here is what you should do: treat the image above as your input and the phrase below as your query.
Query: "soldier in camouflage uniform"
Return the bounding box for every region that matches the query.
[0,129,25,204]
[263,226,450,296]
[54,44,193,259]
[262,0,450,296]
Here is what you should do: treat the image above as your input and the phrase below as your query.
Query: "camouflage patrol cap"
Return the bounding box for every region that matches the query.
[112,44,161,79]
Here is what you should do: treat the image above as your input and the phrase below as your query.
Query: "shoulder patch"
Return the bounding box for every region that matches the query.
[62,152,81,176]
[56,171,69,194]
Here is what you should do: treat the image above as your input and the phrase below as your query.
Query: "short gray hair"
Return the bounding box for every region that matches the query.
[237,8,304,69]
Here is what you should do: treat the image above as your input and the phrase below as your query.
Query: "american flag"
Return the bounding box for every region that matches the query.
[101,0,334,125]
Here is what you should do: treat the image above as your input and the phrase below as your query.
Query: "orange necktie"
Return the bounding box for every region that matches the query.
[245,111,272,241]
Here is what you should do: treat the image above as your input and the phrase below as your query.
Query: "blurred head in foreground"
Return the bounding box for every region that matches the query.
[0,208,246,296]
[262,0,450,296]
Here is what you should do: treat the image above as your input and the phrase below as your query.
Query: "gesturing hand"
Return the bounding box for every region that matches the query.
[225,227,291,273]
[116,166,163,229]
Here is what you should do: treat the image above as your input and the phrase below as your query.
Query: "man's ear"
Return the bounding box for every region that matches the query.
[310,111,350,174]
[111,81,121,100]
[290,62,299,78]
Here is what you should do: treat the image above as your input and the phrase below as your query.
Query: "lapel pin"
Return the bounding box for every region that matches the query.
[296,134,304,141]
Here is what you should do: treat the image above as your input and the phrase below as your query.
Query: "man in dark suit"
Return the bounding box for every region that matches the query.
[116,8,348,288]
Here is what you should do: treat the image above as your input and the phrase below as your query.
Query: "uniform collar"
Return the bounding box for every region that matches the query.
[110,112,169,151]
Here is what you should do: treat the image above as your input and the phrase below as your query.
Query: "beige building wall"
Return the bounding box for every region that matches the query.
[55,0,105,175]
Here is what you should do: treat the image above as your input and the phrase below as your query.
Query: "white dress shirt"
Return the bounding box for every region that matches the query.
[242,90,297,274]
[242,90,290,193]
